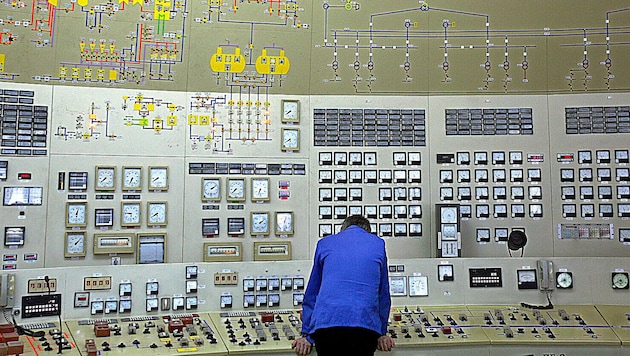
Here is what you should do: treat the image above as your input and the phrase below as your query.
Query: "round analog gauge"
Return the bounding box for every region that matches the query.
[227,179,246,201]
[251,212,270,235]
[281,100,300,122]
[441,207,457,223]
[612,272,629,289]
[147,202,167,226]
[66,203,87,227]
[121,202,141,226]
[122,167,142,191]
[251,178,270,201]
[556,272,573,289]
[95,166,116,190]
[148,167,168,191]
[281,128,300,150]
[65,232,86,257]
[202,178,221,201]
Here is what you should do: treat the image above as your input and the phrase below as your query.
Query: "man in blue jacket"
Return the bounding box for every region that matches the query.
[292,215,395,355]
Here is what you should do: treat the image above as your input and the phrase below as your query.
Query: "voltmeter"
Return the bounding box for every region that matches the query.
[437,204,461,258]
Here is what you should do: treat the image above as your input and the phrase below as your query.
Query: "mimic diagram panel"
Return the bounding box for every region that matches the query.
[0,1,629,95]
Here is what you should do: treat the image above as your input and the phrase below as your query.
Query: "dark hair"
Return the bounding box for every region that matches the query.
[340,215,371,233]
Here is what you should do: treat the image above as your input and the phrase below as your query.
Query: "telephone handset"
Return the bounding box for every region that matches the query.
[537,260,554,291]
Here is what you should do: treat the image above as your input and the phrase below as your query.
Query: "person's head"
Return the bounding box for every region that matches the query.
[340,215,372,233]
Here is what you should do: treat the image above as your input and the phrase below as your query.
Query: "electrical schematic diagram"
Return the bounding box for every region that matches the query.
[313,1,630,94]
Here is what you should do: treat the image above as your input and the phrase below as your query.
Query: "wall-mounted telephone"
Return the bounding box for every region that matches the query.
[537,260,554,291]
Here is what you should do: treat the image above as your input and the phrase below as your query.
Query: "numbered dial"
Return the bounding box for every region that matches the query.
[148,167,169,191]
[65,232,86,257]
[251,212,270,235]
[281,100,300,122]
[276,212,294,235]
[251,178,270,201]
[281,128,300,151]
[122,167,142,191]
[121,202,141,227]
[147,202,167,226]
[227,178,246,201]
[556,272,573,289]
[612,272,629,289]
[202,178,221,201]
[66,202,87,227]
[95,166,116,191]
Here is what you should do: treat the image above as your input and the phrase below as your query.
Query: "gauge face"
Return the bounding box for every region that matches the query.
[319,170,332,183]
[511,186,525,199]
[364,152,377,165]
[556,272,573,289]
[146,282,159,295]
[476,229,490,242]
[379,170,392,182]
[251,178,270,201]
[440,170,453,183]
[319,224,332,237]
[518,270,536,283]
[616,149,630,163]
[95,166,116,190]
[560,168,574,182]
[349,152,362,165]
[122,167,142,191]
[227,178,246,201]
[66,202,87,227]
[579,168,593,182]
[393,152,406,164]
[319,152,332,165]
[276,212,294,234]
[408,152,421,165]
[596,150,611,163]
[440,187,453,200]
[438,264,454,281]
[334,206,347,218]
[202,178,221,201]
[379,188,392,201]
[493,169,506,182]
[492,151,505,164]
[528,186,542,200]
[578,150,592,164]
[364,205,377,217]
[580,186,594,199]
[251,212,270,235]
[509,151,523,164]
[561,186,575,199]
[475,169,488,182]
[334,188,348,201]
[612,272,629,289]
[319,188,332,201]
[441,206,457,223]
[281,128,300,150]
[148,167,168,191]
[65,232,86,257]
[121,202,141,226]
[119,283,132,296]
[457,152,470,165]
[172,297,185,310]
[474,152,488,164]
[349,170,362,183]
[281,100,300,122]
[147,202,167,225]
[510,169,523,182]
[408,187,422,200]
[334,170,347,183]
[457,170,470,183]
[349,188,363,200]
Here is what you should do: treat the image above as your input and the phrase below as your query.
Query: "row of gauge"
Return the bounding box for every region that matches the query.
[65,201,168,228]
[67,166,170,192]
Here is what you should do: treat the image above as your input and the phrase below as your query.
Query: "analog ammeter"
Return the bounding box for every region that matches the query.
[122,167,142,191]
[95,166,116,191]
[121,202,142,227]
[202,178,221,201]
[148,167,169,191]
[281,128,300,151]
[612,272,629,289]
[556,271,573,289]
[226,178,246,201]
[251,178,270,201]
[64,231,86,257]
[147,202,167,226]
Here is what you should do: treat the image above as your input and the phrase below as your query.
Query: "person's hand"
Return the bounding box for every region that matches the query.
[377,334,395,352]
[291,337,312,355]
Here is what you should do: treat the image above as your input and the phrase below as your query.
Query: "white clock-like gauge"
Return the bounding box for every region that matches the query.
[251,178,270,201]
[250,212,270,235]
[66,202,87,227]
[556,271,573,289]
[148,166,168,191]
[441,206,457,223]
[202,177,221,201]
[612,272,629,289]
[122,167,142,191]
[121,202,141,227]
[281,100,300,123]
[227,178,246,201]
[147,202,167,226]
[65,232,86,257]
[281,128,300,151]
[95,166,116,191]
